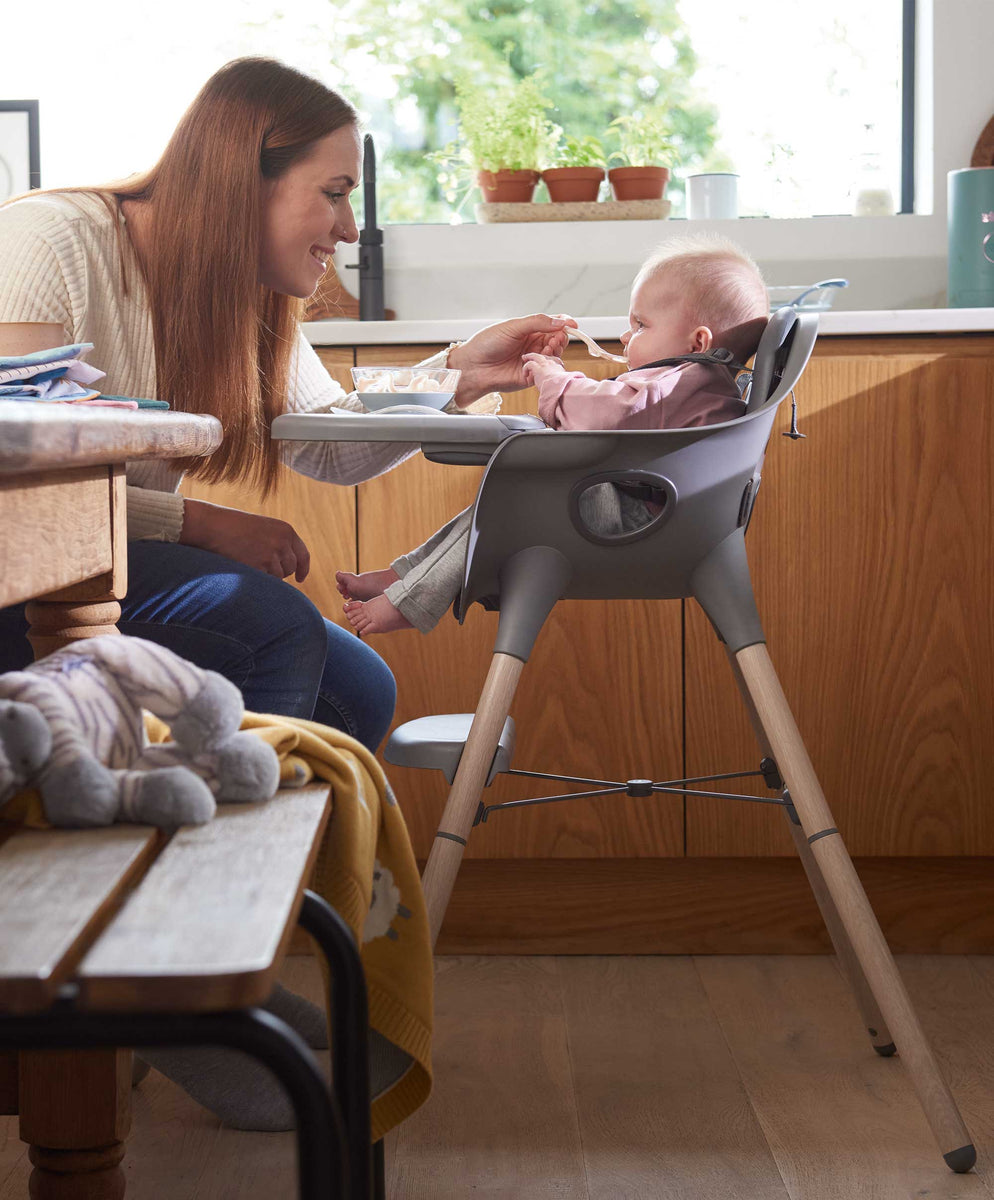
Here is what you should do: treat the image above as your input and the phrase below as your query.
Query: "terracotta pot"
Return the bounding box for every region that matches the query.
[608,165,670,202]
[541,166,605,203]
[477,169,540,203]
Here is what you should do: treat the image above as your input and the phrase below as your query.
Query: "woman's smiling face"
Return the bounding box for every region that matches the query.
[258,124,362,298]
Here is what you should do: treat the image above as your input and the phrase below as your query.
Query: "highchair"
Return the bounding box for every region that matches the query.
[272,307,975,1173]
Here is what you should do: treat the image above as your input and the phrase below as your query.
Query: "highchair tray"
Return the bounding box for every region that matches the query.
[271,410,548,465]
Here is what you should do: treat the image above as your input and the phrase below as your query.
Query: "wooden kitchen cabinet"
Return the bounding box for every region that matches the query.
[685,337,994,859]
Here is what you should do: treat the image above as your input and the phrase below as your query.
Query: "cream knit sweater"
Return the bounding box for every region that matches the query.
[0,192,422,541]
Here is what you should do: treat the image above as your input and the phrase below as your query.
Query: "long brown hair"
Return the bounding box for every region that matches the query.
[104,58,356,492]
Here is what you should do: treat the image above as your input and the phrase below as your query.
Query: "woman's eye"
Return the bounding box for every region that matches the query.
[324,190,345,202]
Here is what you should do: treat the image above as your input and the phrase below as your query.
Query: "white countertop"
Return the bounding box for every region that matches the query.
[304,308,994,346]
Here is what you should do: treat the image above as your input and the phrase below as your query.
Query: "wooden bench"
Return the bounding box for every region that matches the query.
[0,395,381,1199]
[0,783,379,1200]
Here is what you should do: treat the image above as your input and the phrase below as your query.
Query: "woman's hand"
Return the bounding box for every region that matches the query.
[448,313,577,406]
[521,352,567,386]
[180,499,311,582]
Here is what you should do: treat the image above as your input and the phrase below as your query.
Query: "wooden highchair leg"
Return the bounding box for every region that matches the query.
[421,652,525,948]
[724,647,895,1055]
[733,642,975,1173]
[786,821,897,1053]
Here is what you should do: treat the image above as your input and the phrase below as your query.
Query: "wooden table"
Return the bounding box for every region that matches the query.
[0,401,222,1199]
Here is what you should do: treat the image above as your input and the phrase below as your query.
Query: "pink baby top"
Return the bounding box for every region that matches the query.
[537,360,745,432]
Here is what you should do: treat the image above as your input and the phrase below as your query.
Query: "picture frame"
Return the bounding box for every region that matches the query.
[0,100,41,202]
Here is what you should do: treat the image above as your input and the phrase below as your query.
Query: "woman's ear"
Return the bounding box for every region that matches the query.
[691,325,713,353]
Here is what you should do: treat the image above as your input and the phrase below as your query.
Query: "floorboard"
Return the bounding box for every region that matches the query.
[559,956,790,1199]
[388,955,588,1198]
[695,955,993,1200]
[1,955,992,1199]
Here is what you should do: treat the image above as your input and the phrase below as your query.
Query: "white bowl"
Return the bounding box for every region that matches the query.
[358,391,453,412]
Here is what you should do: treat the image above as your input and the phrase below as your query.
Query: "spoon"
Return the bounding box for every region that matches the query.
[567,327,628,364]
[790,278,849,306]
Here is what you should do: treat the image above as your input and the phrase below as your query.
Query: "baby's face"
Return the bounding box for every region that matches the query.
[621,272,700,370]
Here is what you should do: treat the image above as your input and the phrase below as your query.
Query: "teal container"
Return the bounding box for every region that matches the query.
[948,168,994,308]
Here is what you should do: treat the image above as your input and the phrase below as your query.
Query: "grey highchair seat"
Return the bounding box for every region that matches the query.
[384,305,978,1172]
[385,306,816,777]
[458,307,815,648]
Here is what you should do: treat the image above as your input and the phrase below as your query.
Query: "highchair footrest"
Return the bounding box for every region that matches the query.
[384,714,516,785]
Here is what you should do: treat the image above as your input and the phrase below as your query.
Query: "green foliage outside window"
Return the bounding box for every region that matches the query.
[332,0,725,222]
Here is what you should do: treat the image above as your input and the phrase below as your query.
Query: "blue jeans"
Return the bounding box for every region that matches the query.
[0,542,397,752]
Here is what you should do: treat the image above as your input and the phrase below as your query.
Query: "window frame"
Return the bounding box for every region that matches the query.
[901,0,916,213]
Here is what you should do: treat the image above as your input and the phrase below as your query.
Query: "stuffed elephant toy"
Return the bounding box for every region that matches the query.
[0,635,280,828]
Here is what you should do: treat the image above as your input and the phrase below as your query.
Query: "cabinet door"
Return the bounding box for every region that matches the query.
[179,347,358,628]
[357,344,684,862]
[685,337,994,856]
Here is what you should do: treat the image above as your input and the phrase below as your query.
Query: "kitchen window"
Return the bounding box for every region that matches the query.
[5,1,912,224]
[345,0,913,224]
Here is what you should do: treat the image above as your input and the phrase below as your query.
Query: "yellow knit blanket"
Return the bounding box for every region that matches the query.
[2,711,433,1141]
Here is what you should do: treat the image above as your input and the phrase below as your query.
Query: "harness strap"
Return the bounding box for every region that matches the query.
[635,347,750,374]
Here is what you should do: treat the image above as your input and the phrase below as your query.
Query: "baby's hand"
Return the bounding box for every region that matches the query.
[522,352,566,384]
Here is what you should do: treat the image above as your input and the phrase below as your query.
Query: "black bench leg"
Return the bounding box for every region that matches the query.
[374,1136,386,1199]
[298,889,374,1200]
[0,1008,348,1200]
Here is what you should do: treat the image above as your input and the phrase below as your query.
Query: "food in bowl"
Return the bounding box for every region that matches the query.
[351,366,461,412]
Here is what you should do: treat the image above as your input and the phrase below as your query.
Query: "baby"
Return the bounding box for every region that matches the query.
[336,234,769,636]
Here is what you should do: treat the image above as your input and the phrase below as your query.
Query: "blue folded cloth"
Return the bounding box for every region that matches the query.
[0,343,104,399]
[0,343,92,372]
[0,343,169,409]
[0,385,104,401]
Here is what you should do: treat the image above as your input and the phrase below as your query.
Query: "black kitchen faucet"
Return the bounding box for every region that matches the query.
[345,133,385,321]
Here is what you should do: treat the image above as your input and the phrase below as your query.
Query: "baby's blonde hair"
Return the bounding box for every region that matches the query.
[636,234,769,359]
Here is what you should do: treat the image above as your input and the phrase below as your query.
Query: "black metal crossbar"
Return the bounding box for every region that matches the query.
[478,764,789,824]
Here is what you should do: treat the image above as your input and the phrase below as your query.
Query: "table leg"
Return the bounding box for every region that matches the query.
[19,1048,131,1200]
[25,599,122,658]
[18,470,130,1197]
[7,589,127,1185]
[24,466,127,659]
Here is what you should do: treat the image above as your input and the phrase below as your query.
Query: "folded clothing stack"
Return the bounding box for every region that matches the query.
[0,344,168,409]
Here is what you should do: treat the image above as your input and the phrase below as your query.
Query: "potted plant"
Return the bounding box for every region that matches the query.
[540,134,606,203]
[445,72,559,203]
[607,111,676,201]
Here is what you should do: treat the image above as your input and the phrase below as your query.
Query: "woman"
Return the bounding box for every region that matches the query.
[0,56,571,751]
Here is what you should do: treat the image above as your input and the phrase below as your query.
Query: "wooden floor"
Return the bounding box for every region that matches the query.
[2,954,994,1199]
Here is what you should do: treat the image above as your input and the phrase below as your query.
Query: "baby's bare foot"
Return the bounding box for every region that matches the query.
[343,595,413,636]
[335,567,400,602]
